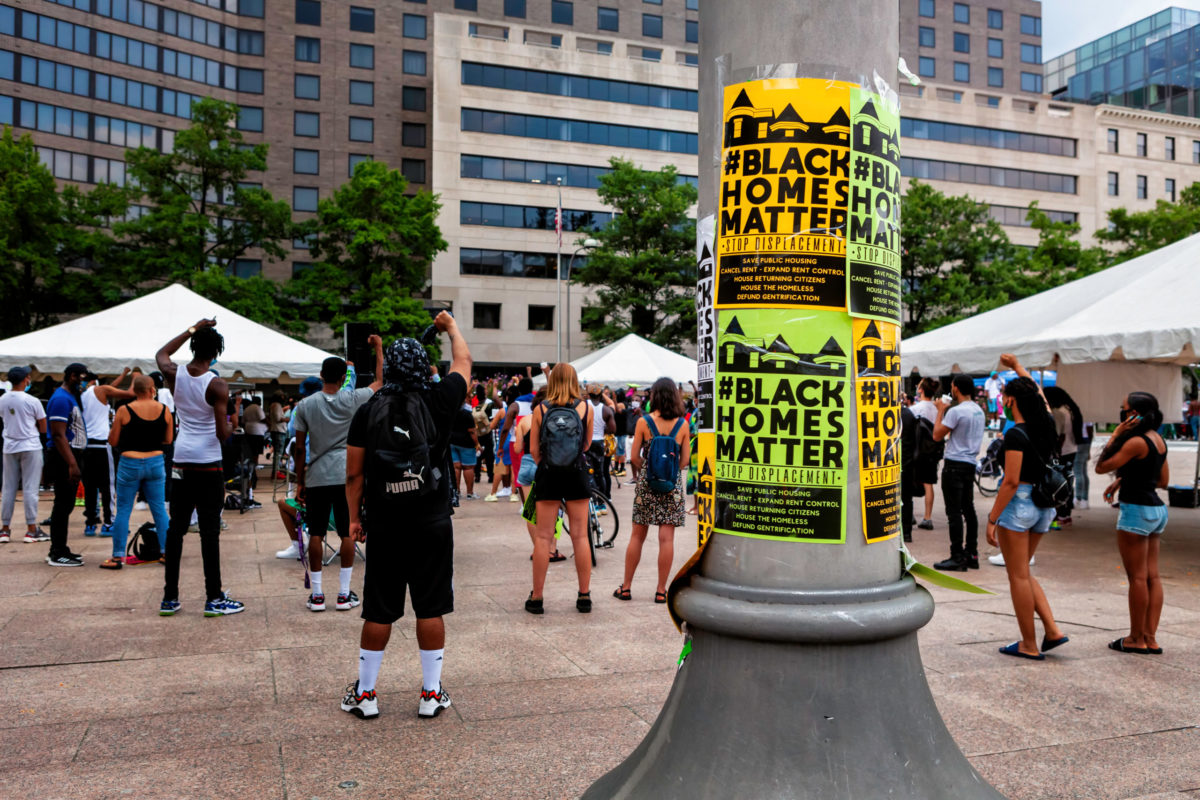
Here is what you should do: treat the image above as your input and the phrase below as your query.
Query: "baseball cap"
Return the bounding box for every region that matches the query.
[64,362,89,378]
[298,376,323,397]
[7,366,30,383]
[587,383,603,396]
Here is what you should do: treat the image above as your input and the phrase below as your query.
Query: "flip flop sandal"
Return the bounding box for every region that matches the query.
[613,586,631,601]
[1041,635,1070,652]
[1145,646,1164,654]
[1108,637,1150,654]
[654,592,668,604]
[99,558,123,570]
[549,550,568,563]
[998,642,1044,660]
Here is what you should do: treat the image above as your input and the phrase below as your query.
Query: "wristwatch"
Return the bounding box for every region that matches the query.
[187,326,197,335]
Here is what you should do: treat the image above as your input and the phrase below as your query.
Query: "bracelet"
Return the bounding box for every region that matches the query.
[987,517,998,525]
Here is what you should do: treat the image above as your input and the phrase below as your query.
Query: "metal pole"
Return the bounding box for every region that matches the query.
[583,0,1005,796]
[566,270,572,363]
[556,178,563,364]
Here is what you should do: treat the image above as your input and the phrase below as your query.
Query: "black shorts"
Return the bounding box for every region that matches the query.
[361,513,454,623]
[304,484,350,538]
[916,456,940,486]
[533,461,591,502]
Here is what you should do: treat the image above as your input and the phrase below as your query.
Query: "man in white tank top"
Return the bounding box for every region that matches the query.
[155,319,243,617]
[585,384,616,497]
[80,368,135,536]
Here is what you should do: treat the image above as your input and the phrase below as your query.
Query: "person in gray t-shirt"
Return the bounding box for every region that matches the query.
[293,337,383,612]
[931,374,986,570]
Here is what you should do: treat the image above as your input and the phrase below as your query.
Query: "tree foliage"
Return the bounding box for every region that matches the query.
[573,158,697,351]
[1095,181,1200,259]
[288,159,446,342]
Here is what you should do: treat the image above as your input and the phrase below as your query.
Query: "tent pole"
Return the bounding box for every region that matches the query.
[1193,434,1199,507]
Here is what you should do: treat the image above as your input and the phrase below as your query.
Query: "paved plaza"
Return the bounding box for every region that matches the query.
[1,446,1198,799]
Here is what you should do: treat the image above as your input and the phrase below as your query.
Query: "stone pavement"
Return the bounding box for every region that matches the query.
[0,453,1198,800]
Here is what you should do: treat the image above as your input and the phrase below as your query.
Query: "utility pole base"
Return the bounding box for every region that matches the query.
[584,579,1005,800]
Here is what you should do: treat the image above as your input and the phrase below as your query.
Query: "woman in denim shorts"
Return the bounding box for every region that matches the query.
[1096,392,1169,655]
[983,356,1068,661]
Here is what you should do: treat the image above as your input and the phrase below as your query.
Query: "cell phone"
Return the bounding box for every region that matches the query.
[540,361,548,369]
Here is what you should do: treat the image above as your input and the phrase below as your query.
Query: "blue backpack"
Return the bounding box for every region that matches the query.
[645,416,686,493]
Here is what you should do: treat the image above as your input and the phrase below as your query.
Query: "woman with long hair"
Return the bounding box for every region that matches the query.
[104,375,172,568]
[527,363,594,614]
[1095,392,1169,654]
[1043,386,1084,525]
[983,354,1068,660]
[614,378,690,604]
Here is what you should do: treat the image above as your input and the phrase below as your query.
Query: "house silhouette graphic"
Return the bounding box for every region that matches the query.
[724,88,851,149]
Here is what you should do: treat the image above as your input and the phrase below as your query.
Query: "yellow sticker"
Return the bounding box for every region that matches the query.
[854,318,902,543]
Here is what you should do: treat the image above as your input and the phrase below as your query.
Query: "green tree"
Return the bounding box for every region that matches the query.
[900,180,1011,333]
[573,157,698,350]
[1095,181,1200,260]
[0,126,128,337]
[288,159,446,342]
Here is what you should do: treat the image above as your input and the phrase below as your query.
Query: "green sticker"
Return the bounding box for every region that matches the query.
[847,88,902,323]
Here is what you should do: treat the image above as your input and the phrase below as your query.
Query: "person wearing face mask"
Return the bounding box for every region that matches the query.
[45,362,93,566]
[80,368,136,538]
[0,367,50,545]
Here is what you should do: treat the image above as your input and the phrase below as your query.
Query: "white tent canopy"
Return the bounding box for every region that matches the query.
[533,334,697,388]
[0,283,336,382]
[902,232,1200,423]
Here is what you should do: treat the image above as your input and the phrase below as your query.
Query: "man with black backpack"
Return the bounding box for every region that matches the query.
[340,312,470,720]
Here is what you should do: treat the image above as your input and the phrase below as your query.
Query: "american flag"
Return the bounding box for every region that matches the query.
[555,188,563,249]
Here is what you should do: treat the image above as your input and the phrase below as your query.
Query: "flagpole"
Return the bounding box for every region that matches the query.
[556,178,563,364]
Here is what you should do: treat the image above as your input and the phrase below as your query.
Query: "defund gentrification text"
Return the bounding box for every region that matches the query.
[714,311,850,543]
[854,319,902,542]
[847,88,902,323]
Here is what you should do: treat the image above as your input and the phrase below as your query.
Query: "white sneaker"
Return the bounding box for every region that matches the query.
[510,494,521,503]
[134,501,149,511]
[341,681,379,719]
[418,684,452,718]
[276,542,301,559]
[1076,500,1089,510]
[464,493,479,500]
[495,487,512,498]
[987,553,1035,567]
[483,494,498,502]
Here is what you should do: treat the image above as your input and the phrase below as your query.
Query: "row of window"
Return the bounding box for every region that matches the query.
[900,156,1078,194]
[292,111,374,142]
[461,248,570,281]
[2,7,264,93]
[1,94,166,151]
[292,74,375,105]
[916,56,1043,91]
[987,205,1078,228]
[1,49,209,123]
[294,36,378,71]
[460,201,612,232]
[471,302,558,333]
[918,0,1040,35]
[295,0,375,33]
[461,62,697,112]
[468,0,694,39]
[461,109,697,155]
[900,118,1077,157]
[47,0,264,18]
[1107,172,1178,201]
[1105,129,1192,161]
[460,153,697,189]
[34,142,127,184]
[47,0,265,55]
[921,28,1041,64]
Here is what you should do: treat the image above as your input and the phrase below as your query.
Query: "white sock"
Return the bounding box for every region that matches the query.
[419,648,444,693]
[339,567,353,596]
[310,571,323,597]
[358,648,383,694]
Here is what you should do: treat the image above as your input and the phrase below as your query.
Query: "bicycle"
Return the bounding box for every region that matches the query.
[976,437,1003,497]
[557,463,620,567]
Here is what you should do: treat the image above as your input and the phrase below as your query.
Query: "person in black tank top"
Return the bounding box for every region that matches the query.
[1096,392,1170,654]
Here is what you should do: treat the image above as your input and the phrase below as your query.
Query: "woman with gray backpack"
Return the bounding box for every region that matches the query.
[613,378,691,605]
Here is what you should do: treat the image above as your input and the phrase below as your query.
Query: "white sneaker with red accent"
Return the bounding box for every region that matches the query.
[418,684,451,718]
[341,681,379,719]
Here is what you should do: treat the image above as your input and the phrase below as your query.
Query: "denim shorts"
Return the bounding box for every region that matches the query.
[450,444,477,467]
[616,435,627,457]
[1117,503,1168,536]
[516,454,538,487]
[996,484,1056,534]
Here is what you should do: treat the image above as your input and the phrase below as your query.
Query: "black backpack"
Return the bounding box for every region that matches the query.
[1010,426,1072,509]
[364,392,441,499]
[540,402,585,471]
[126,522,161,562]
[915,415,944,460]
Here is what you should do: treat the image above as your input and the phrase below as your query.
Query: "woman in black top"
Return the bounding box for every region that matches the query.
[105,375,172,568]
[1096,392,1170,654]
[983,355,1067,660]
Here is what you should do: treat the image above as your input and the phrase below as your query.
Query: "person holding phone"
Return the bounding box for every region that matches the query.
[1095,392,1169,654]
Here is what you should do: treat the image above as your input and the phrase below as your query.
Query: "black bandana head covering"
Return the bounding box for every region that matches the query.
[383,338,432,393]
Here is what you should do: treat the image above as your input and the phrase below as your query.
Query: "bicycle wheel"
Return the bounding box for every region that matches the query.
[590,490,619,549]
[976,469,1002,497]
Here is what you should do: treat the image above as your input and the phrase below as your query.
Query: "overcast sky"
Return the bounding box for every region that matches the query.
[1042,0,1200,59]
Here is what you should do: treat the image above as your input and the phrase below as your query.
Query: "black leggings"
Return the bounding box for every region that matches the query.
[587,441,611,498]
[162,463,225,602]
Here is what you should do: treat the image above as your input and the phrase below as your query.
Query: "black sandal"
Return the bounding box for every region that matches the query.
[549,550,567,563]
[613,586,631,601]
[654,591,667,604]
[524,593,544,615]
[1108,637,1149,654]
[576,591,592,613]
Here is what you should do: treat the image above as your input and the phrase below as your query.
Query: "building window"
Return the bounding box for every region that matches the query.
[462,63,697,111]
[900,156,1078,194]
[1020,14,1040,35]
[294,74,320,100]
[552,0,573,25]
[642,14,662,38]
[528,305,554,331]
[350,7,375,33]
[349,80,374,105]
[461,108,697,155]
[350,43,374,69]
[474,303,501,329]
[504,0,526,18]
[401,158,425,183]
[919,26,935,47]
[918,56,935,77]
[229,259,261,278]
[953,32,969,53]
[1020,43,1041,64]
[919,0,934,18]
[1165,136,1175,161]
[987,37,1003,58]
[1166,178,1177,202]
[640,47,661,61]
[349,153,372,176]
[293,186,318,212]
[598,6,619,31]
[1020,72,1042,93]
[295,36,320,62]
[293,148,319,174]
[1193,140,1200,163]
[644,0,662,4]
[1107,128,1118,153]
[402,50,426,75]
[455,0,477,8]
[241,0,266,18]
[402,122,426,147]
[1107,171,1119,196]
[403,86,426,110]
[686,19,698,43]
[987,8,1002,28]
[237,107,263,132]
[953,3,968,23]
[953,62,969,83]
[294,111,320,137]
[1136,175,1147,199]
[988,67,1003,87]
[295,0,320,26]
[238,69,265,94]
[349,117,374,142]
[403,14,426,38]
[900,118,1077,157]
[292,262,313,277]
[1136,132,1147,157]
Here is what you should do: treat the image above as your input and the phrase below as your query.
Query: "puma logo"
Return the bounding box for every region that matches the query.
[393,426,410,438]
[402,467,425,484]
